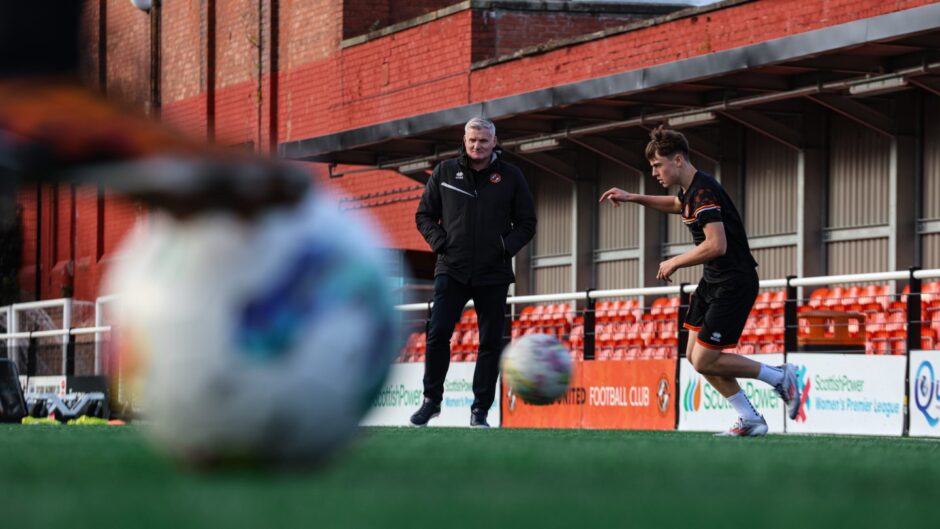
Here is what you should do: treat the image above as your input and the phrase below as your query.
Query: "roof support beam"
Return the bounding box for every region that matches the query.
[719,108,803,151]
[908,76,940,98]
[692,73,792,92]
[494,117,557,134]
[378,138,441,156]
[317,150,378,165]
[306,60,940,171]
[566,136,648,175]
[503,150,578,182]
[788,55,887,75]
[543,105,626,122]
[807,94,895,137]
[616,91,705,108]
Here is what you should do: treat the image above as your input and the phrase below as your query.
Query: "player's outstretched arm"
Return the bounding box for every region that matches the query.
[657,221,727,283]
[599,187,681,214]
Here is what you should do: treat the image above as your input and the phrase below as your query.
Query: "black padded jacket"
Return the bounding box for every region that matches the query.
[415,149,536,285]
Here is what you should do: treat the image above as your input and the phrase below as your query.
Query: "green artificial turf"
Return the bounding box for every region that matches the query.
[2,425,936,529]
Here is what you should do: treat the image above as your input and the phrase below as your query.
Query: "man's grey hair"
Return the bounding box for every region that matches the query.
[465,117,496,136]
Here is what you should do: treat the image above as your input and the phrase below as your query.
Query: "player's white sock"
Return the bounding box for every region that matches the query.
[756,364,784,387]
[728,390,762,421]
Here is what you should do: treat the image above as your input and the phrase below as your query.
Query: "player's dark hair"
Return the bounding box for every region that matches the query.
[644,125,690,162]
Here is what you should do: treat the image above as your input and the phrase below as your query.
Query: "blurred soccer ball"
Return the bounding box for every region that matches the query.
[501,333,572,405]
[104,191,397,466]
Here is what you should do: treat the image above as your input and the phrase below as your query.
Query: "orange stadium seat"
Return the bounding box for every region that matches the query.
[922,328,937,350]
[516,306,536,331]
[753,292,769,314]
[569,323,584,348]
[629,298,645,320]
[869,330,889,355]
[822,286,846,310]
[615,301,637,323]
[859,284,888,312]
[595,300,614,323]
[807,288,829,309]
[651,297,670,320]
[554,303,573,327]
[923,281,940,303]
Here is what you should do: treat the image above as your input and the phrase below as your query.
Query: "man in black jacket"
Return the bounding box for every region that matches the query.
[412,117,536,428]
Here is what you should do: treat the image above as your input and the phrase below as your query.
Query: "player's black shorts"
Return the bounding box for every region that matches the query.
[683,270,759,350]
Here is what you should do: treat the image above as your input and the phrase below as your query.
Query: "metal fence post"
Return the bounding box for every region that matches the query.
[65,330,75,376]
[676,283,690,357]
[904,267,921,437]
[784,276,798,355]
[26,335,37,377]
[583,289,595,361]
[675,283,691,431]
[906,267,922,355]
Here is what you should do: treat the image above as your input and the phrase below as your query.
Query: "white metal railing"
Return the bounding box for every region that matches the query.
[6,299,73,374]
[395,270,940,313]
[2,268,940,374]
[94,295,119,374]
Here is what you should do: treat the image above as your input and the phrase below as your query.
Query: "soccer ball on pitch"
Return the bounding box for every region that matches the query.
[104,191,398,467]
[501,333,572,405]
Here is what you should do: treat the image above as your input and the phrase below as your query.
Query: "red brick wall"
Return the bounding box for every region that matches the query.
[278,0,940,139]
[343,0,389,38]
[281,0,343,66]
[105,0,152,110]
[19,0,938,303]
[471,9,645,63]
[50,184,73,298]
[315,165,427,251]
[215,0,260,146]
[161,0,208,138]
[16,1,153,302]
[17,187,38,300]
[342,0,455,39]
[73,187,102,301]
[79,1,102,88]
[469,0,939,101]
[280,9,473,142]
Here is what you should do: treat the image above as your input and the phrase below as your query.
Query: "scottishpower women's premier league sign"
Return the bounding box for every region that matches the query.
[786,353,905,436]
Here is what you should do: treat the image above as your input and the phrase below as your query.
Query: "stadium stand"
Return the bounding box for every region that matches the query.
[396,281,940,362]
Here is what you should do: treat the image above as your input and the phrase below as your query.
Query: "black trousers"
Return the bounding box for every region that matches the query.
[423,274,509,412]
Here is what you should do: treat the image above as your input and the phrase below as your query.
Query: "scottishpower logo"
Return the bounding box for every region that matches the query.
[795,364,811,422]
[915,361,940,427]
[684,377,703,412]
[684,375,780,413]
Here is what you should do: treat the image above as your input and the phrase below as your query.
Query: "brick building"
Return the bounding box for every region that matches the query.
[14,0,940,307]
